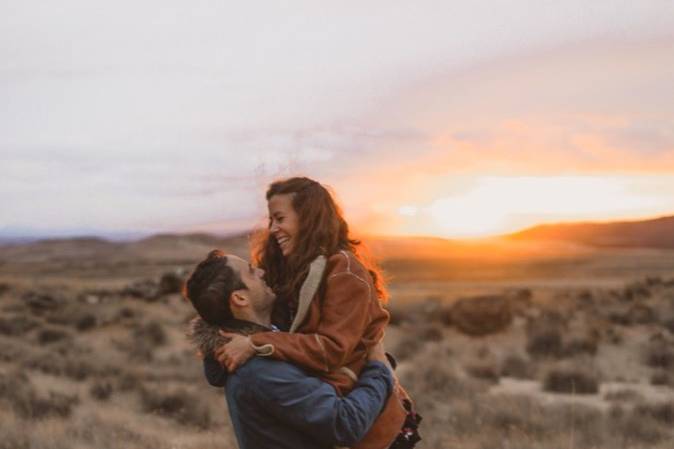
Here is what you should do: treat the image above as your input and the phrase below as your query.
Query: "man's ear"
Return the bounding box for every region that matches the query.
[230,290,249,309]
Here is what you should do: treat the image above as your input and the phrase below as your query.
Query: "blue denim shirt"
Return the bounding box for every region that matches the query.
[203,357,393,449]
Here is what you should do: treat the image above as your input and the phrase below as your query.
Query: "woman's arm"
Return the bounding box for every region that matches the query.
[253,271,373,371]
[216,253,389,375]
[220,258,387,373]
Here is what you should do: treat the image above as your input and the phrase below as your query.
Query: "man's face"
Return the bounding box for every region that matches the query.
[226,255,276,311]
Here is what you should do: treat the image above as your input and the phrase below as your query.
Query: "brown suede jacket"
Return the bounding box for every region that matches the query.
[249,250,408,449]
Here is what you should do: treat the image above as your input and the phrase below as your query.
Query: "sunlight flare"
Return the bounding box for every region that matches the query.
[394,175,674,238]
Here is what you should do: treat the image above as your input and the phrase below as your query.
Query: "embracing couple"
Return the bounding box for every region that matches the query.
[185,177,421,449]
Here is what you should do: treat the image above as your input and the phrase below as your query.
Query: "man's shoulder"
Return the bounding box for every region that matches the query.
[235,357,308,383]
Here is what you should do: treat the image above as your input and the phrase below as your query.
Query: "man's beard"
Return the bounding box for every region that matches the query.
[253,293,275,316]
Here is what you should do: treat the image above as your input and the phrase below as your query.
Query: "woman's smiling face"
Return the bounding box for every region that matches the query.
[268,193,300,256]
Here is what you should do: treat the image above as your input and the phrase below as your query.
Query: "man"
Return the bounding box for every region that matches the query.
[184,250,394,449]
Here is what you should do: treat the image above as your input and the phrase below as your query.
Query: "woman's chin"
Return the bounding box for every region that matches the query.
[280,245,293,257]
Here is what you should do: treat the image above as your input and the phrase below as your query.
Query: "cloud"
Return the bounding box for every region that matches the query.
[354,36,674,176]
[2,2,674,234]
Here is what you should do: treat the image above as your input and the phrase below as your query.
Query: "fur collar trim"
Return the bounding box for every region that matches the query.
[289,255,327,333]
[186,317,271,356]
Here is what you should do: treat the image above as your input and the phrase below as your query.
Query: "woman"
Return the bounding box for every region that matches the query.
[218,177,421,449]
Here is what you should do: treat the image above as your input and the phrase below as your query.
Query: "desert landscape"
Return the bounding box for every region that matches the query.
[5,3,674,447]
[1,225,673,449]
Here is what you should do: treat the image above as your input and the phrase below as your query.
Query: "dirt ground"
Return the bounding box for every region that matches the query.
[1,235,673,449]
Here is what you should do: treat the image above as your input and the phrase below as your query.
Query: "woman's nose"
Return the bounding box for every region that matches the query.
[269,221,279,233]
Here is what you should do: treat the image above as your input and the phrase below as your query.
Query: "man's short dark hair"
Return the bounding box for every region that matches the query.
[185,250,247,325]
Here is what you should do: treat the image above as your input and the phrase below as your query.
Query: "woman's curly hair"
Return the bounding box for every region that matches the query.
[251,176,388,306]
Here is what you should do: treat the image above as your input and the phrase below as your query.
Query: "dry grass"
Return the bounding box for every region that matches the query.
[139,386,212,430]
[2,239,674,449]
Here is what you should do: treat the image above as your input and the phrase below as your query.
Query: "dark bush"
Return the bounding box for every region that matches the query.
[608,403,625,419]
[500,354,532,379]
[122,279,159,301]
[644,343,674,369]
[22,351,98,381]
[47,308,99,332]
[542,367,599,394]
[645,276,662,287]
[419,324,443,342]
[0,316,40,336]
[129,342,155,362]
[399,358,474,399]
[634,402,674,425]
[89,381,113,401]
[387,298,448,326]
[22,291,63,313]
[623,283,651,301]
[392,335,422,362]
[465,363,500,383]
[526,328,563,358]
[607,310,631,326]
[158,271,185,296]
[64,359,98,381]
[37,328,71,344]
[662,317,674,334]
[0,371,79,419]
[133,321,167,346]
[117,371,143,392]
[76,313,97,331]
[118,306,136,319]
[605,327,624,345]
[563,337,598,357]
[27,391,80,419]
[603,389,644,402]
[450,295,512,336]
[0,345,22,363]
[628,304,656,324]
[139,387,211,429]
[650,370,672,386]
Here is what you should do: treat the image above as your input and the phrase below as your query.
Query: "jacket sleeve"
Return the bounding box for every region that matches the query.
[249,360,393,447]
[203,354,228,387]
[249,264,377,373]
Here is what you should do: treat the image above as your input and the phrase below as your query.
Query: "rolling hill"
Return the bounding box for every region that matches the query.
[507,215,674,249]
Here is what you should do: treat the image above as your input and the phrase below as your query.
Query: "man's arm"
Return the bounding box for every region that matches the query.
[203,354,228,387]
[245,359,393,447]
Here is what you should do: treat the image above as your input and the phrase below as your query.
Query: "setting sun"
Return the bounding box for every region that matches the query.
[389,175,674,238]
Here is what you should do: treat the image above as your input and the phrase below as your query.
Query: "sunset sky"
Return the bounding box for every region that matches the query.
[2,2,674,239]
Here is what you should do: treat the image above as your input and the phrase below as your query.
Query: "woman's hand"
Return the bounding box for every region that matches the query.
[215,331,256,372]
[368,340,393,372]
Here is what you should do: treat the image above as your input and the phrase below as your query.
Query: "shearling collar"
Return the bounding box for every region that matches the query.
[187,254,329,354]
[289,255,327,333]
[186,317,272,356]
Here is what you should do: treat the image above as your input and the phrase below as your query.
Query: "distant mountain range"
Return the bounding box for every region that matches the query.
[506,215,674,249]
[2,215,674,254]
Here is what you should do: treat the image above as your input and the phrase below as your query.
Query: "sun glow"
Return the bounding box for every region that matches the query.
[392,175,674,238]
